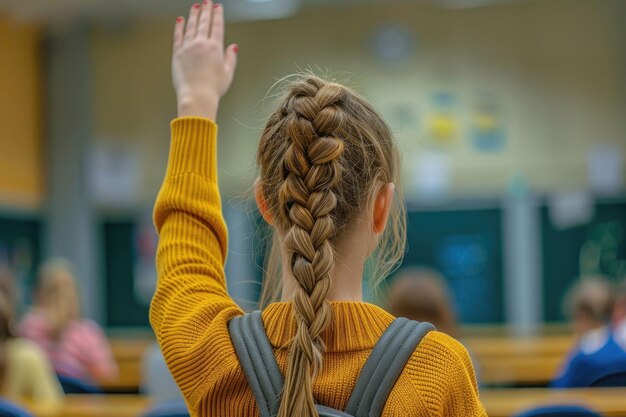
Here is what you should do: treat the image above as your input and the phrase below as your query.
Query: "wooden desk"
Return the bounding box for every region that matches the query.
[467,335,573,386]
[25,395,152,417]
[482,388,626,417]
[103,339,152,392]
[102,333,576,391]
[22,388,626,417]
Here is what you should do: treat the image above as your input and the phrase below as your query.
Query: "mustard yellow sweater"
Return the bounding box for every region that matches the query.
[151,117,487,417]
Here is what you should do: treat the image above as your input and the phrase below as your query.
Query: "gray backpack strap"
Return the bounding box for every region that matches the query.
[228,311,284,417]
[344,318,435,417]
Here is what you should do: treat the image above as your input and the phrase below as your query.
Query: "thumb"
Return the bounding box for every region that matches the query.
[224,43,239,83]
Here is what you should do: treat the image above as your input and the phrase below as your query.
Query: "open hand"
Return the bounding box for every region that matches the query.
[172,2,238,120]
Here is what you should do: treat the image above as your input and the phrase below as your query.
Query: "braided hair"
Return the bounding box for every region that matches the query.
[257,75,405,417]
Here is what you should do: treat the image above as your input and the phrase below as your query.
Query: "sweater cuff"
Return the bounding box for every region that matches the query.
[167,117,218,181]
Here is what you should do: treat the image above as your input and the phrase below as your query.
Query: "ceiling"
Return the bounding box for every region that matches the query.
[1,0,526,23]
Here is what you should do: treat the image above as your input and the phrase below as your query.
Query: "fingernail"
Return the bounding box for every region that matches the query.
[203,0,209,4]
[193,3,200,9]
[214,3,220,8]
[176,16,183,22]
[233,44,239,53]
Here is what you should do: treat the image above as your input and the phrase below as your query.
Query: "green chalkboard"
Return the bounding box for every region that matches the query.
[541,199,626,322]
[0,212,41,312]
[102,218,152,328]
[402,207,504,324]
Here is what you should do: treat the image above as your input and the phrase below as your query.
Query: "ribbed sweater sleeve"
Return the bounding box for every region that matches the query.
[150,117,244,408]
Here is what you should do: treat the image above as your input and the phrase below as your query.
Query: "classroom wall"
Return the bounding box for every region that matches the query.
[0,16,43,208]
[91,0,626,204]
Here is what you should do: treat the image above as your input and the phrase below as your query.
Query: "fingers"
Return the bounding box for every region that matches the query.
[196,0,213,38]
[210,3,224,45]
[173,16,185,52]
[184,3,201,42]
[224,43,239,81]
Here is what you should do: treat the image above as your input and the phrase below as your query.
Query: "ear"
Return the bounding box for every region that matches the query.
[373,183,395,234]
[254,178,274,225]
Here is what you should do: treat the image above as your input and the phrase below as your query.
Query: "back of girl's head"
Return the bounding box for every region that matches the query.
[36,258,80,339]
[389,267,458,337]
[256,74,405,417]
[564,276,613,334]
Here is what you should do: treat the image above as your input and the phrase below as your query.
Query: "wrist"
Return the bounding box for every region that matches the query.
[177,93,220,120]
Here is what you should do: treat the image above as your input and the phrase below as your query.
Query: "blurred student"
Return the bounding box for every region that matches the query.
[388,267,458,336]
[150,4,484,417]
[0,269,63,407]
[141,341,183,404]
[388,267,483,380]
[19,259,118,384]
[613,280,626,349]
[552,276,626,388]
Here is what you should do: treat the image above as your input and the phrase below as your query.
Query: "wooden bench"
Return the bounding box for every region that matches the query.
[482,387,626,417]
[466,334,574,386]
[23,394,152,417]
[21,388,626,417]
[103,333,576,391]
[102,338,152,392]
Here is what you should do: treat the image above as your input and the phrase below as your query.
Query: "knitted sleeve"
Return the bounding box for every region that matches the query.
[408,331,487,416]
[151,117,244,407]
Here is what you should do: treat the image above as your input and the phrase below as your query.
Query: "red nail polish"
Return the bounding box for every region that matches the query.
[176,16,183,22]
[214,3,220,8]
[233,44,239,53]
[193,3,200,9]
[203,0,210,4]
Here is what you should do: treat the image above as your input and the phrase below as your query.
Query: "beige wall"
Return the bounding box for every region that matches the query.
[91,0,626,203]
[0,16,42,208]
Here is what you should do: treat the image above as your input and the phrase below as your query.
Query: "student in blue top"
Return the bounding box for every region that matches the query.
[552,276,626,388]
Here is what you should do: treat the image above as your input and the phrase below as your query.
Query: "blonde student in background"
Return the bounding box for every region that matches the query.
[151,2,486,416]
[0,269,63,409]
[552,276,626,388]
[19,259,118,385]
[613,280,626,348]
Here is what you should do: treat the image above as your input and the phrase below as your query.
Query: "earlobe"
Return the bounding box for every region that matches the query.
[254,179,274,225]
[373,183,395,234]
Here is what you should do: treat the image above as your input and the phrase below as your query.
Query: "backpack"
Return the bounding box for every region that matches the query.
[229,311,435,417]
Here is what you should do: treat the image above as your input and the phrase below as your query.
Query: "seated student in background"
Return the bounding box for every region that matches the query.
[388,267,481,377]
[141,341,183,404]
[0,268,63,408]
[613,280,626,349]
[388,267,458,336]
[552,276,626,388]
[19,259,118,385]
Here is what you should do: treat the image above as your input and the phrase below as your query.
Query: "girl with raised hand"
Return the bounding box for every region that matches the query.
[151,2,486,416]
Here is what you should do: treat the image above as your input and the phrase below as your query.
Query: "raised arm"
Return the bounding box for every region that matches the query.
[150,1,241,405]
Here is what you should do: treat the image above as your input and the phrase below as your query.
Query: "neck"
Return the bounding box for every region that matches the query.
[280,254,365,303]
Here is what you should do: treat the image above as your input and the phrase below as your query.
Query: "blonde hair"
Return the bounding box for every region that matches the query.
[564,276,614,324]
[256,74,406,417]
[36,259,80,340]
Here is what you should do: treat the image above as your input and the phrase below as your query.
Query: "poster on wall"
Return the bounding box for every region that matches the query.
[427,91,459,147]
[411,151,451,201]
[587,144,624,196]
[89,140,142,208]
[470,92,506,153]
